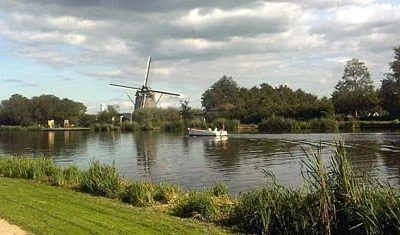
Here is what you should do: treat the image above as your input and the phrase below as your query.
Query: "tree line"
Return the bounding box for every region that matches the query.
[1,45,399,127]
[0,94,86,126]
[202,46,400,123]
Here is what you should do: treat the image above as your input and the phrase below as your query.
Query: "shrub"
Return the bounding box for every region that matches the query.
[258,116,299,132]
[79,161,121,198]
[0,156,61,181]
[120,122,139,131]
[309,118,338,131]
[153,183,182,204]
[230,187,318,234]
[161,120,184,132]
[173,192,216,220]
[211,118,240,131]
[120,181,155,206]
[207,183,229,197]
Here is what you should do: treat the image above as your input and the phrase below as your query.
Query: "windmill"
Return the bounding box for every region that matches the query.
[110,56,180,110]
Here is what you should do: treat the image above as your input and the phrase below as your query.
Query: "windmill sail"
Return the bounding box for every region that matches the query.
[109,56,180,110]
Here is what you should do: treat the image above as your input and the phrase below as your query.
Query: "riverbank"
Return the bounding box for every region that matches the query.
[0,143,399,234]
[0,177,230,234]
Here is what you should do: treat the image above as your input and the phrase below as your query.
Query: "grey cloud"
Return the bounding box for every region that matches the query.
[4,79,39,87]
[1,0,400,111]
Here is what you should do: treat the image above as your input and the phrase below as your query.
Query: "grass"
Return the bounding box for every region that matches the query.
[0,177,230,235]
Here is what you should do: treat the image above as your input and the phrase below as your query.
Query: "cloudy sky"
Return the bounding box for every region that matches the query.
[1,0,399,113]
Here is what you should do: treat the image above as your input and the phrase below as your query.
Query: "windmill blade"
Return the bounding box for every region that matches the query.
[144,56,151,87]
[156,93,163,104]
[110,83,141,90]
[126,92,135,105]
[148,88,180,96]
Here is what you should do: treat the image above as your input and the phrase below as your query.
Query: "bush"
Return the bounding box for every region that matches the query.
[120,122,139,131]
[211,118,240,131]
[207,183,229,197]
[258,116,299,132]
[173,192,216,220]
[153,183,182,204]
[120,181,155,206]
[79,161,121,198]
[161,120,184,132]
[0,156,61,181]
[187,119,208,129]
[309,118,338,131]
[230,187,318,234]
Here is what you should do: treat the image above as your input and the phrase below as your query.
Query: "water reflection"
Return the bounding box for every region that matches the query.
[0,131,400,193]
[135,131,159,176]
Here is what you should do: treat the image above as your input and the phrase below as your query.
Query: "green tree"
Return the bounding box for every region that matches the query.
[97,105,120,124]
[0,94,32,125]
[332,58,379,116]
[201,76,239,112]
[180,100,192,119]
[381,46,400,117]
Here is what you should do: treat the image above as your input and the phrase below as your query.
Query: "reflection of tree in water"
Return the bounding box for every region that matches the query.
[379,139,400,185]
[135,131,159,176]
[345,137,400,184]
[0,131,90,158]
[96,131,121,154]
[346,140,381,176]
[202,138,279,171]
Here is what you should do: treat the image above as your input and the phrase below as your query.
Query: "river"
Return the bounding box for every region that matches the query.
[0,130,399,193]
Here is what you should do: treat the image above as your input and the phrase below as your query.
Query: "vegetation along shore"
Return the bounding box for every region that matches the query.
[1,46,400,132]
[0,142,399,234]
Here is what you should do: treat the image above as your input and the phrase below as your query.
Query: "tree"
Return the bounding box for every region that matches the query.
[201,76,239,112]
[0,94,32,125]
[332,58,379,116]
[97,105,120,124]
[381,46,400,117]
[180,100,192,119]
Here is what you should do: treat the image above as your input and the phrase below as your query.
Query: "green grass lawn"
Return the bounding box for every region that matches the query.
[0,177,231,235]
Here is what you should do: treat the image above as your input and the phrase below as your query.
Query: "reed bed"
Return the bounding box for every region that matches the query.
[0,144,399,234]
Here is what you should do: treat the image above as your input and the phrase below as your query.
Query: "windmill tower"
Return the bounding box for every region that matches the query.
[110,57,180,110]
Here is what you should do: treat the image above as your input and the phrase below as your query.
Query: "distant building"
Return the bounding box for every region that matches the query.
[100,103,107,112]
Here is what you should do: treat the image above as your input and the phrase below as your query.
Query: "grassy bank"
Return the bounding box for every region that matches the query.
[0,177,230,234]
[0,143,399,234]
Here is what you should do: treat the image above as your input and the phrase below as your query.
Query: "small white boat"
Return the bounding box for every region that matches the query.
[188,127,228,136]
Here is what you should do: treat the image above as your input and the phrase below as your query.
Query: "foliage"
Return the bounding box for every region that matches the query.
[180,100,193,119]
[207,183,229,197]
[201,76,239,113]
[96,105,120,124]
[0,94,87,126]
[309,118,338,131]
[230,142,400,234]
[0,156,60,181]
[332,59,379,116]
[173,192,216,221]
[211,118,239,131]
[79,161,121,198]
[154,183,182,204]
[380,46,400,118]
[258,116,300,131]
[120,181,155,206]
[202,77,334,123]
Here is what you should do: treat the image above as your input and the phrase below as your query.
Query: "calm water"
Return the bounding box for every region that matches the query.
[1,130,400,193]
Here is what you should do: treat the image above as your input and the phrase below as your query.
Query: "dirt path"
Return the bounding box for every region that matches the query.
[0,219,27,235]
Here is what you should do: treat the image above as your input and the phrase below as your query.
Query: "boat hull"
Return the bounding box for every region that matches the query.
[188,128,227,136]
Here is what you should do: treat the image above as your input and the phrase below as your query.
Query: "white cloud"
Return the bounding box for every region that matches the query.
[0,0,399,112]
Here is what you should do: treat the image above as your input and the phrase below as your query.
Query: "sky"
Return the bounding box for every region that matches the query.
[1,0,400,113]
